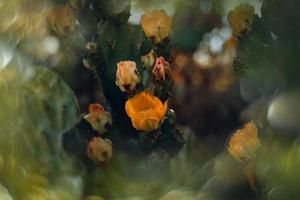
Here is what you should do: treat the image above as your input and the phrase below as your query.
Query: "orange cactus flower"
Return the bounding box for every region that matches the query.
[140,10,172,44]
[227,122,260,162]
[85,103,112,133]
[227,4,255,36]
[125,91,168,132]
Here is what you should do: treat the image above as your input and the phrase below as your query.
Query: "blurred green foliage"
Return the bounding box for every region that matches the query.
[0,51,81,199]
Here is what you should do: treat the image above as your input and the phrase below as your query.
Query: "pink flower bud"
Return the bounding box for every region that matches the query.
[152,56,171,81]
[84,103,112,133]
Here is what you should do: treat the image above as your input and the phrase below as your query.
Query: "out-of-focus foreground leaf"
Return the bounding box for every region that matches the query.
[0,44,82,199]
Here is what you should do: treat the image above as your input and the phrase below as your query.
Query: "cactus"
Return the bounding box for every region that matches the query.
[54,0,185,169]
[0,50,81,199]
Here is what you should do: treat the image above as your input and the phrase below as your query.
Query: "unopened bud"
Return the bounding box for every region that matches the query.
[87,137,113,163]
[141,50,155,69]
[152,56,171,81]
[84,103,112,133]
[115,61,141,93]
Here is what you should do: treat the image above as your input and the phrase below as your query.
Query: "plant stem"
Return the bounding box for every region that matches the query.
[90,68,106,104]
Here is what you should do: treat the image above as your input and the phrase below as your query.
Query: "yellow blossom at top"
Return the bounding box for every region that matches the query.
[227,121,260,162]
[141,10,172,44]
[125,91,168,132]
[227,4,255,36]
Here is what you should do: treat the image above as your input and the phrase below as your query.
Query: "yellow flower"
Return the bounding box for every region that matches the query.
[84,103,112,133]
[227,4,255,36]
[125,91,168,132]
[140,10,172,44]
[116,61,141,93]
[87,137,113,163]
[227,122,260,162]
[152,56,171,81]
[46,4,76,36]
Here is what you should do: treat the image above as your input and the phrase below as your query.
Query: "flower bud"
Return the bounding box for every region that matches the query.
[87,137,113,163]
[141,10,172,44]
[227,4,255,36]
[86,42,97,54]
[152,56,171,81]
[116,61,141,93]
[227,122,260,162]
[84,103,112,133]
[141,50,155,69]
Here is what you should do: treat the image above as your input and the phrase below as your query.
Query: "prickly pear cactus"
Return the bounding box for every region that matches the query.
[56,0,185,171]
[0,49,81,199]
